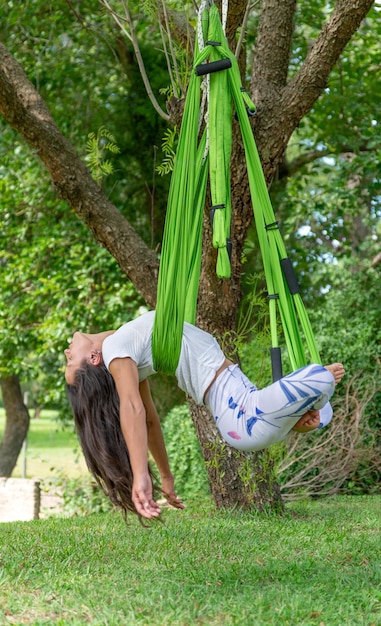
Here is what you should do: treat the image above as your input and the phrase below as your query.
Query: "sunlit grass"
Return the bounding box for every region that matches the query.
[0,409,88,479]
[0,496,380,625]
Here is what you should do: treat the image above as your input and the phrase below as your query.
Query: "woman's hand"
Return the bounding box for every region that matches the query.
[139,379,185,512]
[161,474,185,510]
[132,473,162,519]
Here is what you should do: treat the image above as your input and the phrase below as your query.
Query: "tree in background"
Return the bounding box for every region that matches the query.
[0,0,379,509]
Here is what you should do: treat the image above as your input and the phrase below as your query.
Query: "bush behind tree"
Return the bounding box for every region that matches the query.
[161,405,210,499]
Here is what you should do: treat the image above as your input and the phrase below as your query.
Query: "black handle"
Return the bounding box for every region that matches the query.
[281,257,300,295]
[271,347,283,382]
[195,58,232,76]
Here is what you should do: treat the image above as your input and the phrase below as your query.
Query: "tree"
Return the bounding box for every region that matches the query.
[0,376,30,476]
[0,0,376,509]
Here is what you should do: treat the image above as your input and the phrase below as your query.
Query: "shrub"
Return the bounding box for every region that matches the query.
[162,404,210,499]
[42,472,113,517]
[276,369,381,498]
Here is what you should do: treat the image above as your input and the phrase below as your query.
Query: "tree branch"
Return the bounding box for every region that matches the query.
[281,139,381,179]
[282,0,375,129]
[235,0,261,60]
[160,0,185,97]
[99,0,170,122]
[0,43,159,307]
[252,0,375,182]
[280,148,332,178]
[251,0,296,101]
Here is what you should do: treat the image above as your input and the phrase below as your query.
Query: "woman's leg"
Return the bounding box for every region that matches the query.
[206,364,336,452]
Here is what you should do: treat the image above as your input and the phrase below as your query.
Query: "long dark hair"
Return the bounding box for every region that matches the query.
[66,362,159,521]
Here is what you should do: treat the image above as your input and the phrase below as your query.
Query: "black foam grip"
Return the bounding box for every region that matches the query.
[281,257,300,295]
[271,347,283,382]
[195,58,232,76]
[226,238,232,262]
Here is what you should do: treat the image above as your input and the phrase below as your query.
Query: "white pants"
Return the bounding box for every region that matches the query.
[205,364,335,452]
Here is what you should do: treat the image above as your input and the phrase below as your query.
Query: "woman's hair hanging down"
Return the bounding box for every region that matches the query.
[66,362,160,522]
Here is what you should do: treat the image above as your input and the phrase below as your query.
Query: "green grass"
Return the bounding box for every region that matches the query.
[0,410,88,479]
[0,496,380,625]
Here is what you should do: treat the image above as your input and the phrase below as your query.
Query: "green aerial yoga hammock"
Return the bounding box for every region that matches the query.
[152,2,321,380]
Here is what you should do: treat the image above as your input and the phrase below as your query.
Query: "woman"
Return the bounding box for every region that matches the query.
[65,310,344,521]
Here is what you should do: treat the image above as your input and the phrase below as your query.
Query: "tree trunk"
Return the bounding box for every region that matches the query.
[0,375,30,477]
[190,402,283,511]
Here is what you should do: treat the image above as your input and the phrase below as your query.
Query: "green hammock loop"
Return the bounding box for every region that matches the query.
[152,2,321,377]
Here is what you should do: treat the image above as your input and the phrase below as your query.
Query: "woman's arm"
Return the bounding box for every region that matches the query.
[109,357,161,519]
[139,378,184,510]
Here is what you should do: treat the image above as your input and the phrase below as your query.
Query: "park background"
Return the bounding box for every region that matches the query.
[0,1,380,624]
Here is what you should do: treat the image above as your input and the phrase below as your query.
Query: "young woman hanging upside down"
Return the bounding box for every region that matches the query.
[64,310,344,521]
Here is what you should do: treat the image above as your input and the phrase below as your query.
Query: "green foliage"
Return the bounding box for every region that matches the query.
[1,0,171,245]
[156,127,178,176]
[310,263,381,375]
[85,126,120,185]
[0,142,143,409]
[204,439,227,493]
[235,274,274,387]
[161,404,209,498]
[1,0,157,404]
[242,4,381,407]
[0,1,158,410]
[309,260,381,436]
[43,472,113,517]
[237,448,281,510]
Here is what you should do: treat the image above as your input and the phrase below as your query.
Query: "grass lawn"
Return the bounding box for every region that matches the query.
[0,410,88,479]
[0,496,380,625]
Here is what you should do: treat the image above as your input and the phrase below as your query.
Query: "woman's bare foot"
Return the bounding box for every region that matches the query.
[324,362,345,385]
[292,409,321,433]
[292,363,344,434]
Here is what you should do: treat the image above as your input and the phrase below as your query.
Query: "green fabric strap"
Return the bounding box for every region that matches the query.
[152,32,208,375]
[152,3,321,376]
[208,14,233,279]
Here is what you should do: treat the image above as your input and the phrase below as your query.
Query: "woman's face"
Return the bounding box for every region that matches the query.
[64,332,93,384]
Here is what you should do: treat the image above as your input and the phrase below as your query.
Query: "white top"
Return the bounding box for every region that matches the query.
[102,311,225,405]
